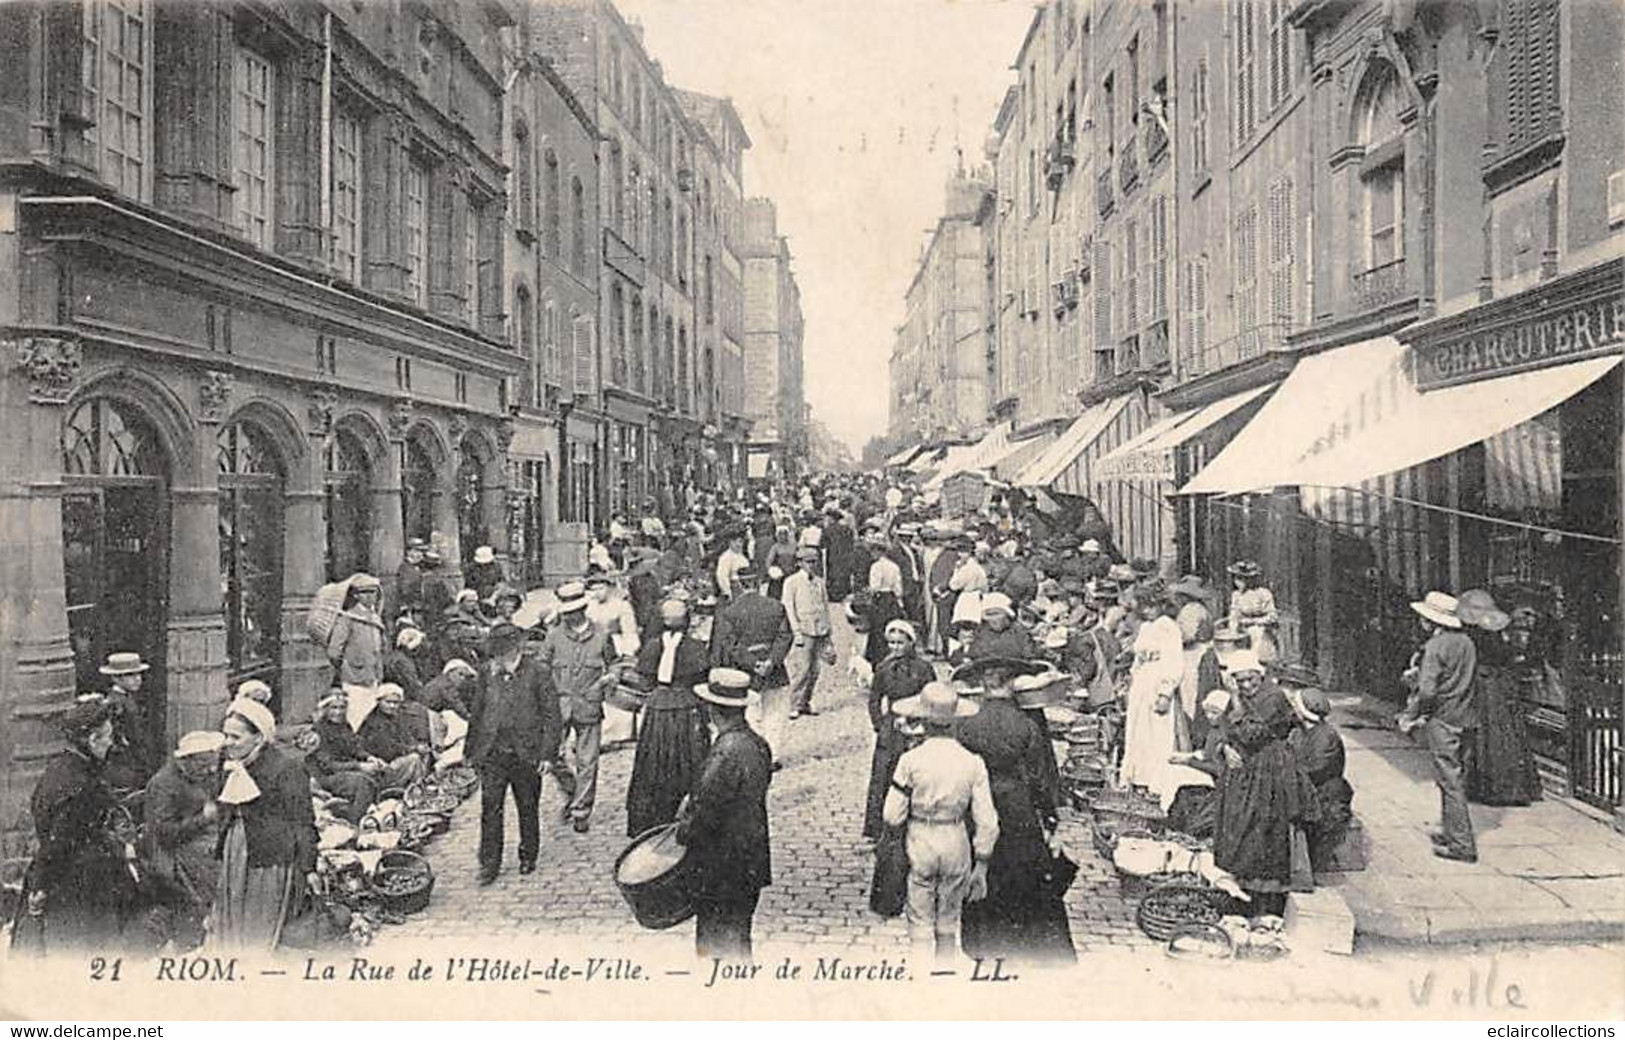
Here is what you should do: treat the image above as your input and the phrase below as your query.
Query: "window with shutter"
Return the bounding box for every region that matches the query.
[1094,237,1112,346]
[1235,205,1259,333]
[1267,176,1295,325]
[1150,195,1169,319]
[1192,55,1210,176]
[1500,0,1561,154]
[573,316,595,398]
[1186,257,1208,361]
[1123,217,1139,332]
[1232,0,1257,145]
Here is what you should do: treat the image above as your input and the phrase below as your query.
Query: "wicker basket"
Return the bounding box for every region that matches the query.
[1135,880,1226,941]
[1086,787,1167,833]
[1091,821,1156,863]
[374,849,435,915]
[437,765,480,800]
[306,580,351,645]
[1164,922,1236,961]
[1119,868,1204,900]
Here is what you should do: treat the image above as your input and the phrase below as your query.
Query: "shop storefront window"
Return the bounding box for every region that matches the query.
[325,428,373,582]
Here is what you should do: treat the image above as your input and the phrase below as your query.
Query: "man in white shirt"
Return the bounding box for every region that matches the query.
[714,528,751,602]
[781,546,833,718]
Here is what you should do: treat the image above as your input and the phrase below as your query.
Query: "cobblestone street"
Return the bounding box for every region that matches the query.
[383,613,1152,960]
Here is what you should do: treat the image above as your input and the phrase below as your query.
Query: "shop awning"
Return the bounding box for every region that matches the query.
[884,443,922,468]
[1280,353,1621,491]
[1095,383,1275,481]
[907,447,944,474]
[989,429,1060,483]
[924,426,1011,491]
[1177,336,1406,496]
[1015,395,1132,488]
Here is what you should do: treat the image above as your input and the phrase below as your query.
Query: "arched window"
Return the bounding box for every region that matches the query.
[1358,68,1405,273]
[61,395,170,696]
[543,148,561,259]
[456,439,489,569]
[325,427,372,582]
[401,434,438,544]
[570,175,586,278]
[217,419,285,687]
[514,119,534,236]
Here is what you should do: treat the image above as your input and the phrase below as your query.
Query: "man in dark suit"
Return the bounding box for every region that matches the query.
[710,568,794,767]
[678,668,773,959]
[822,503,855,602]
[468,622,562,884]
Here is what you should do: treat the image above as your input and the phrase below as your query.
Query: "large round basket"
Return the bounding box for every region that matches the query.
[402,778,444,810]
[1135,880,1226,941]
[374,849,435,915]
[613,823,695,930]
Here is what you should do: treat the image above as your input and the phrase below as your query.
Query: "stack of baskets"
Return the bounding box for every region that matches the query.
[1085,786,1166,857]
[1061,715,1113,806]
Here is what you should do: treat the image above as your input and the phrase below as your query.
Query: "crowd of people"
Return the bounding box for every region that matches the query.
[11,467,1546,966]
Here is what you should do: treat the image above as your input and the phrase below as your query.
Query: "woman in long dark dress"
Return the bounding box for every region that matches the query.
[213,698,318,950]
[626,599,712,836]
[862,535,906,667]
[1212,656,1319,915]
[14,701,136,954]
[954,662,1076,965]
[1458,589,1540,806]
[863,620,935,839]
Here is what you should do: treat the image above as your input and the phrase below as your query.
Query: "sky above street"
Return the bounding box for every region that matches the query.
[618,0,1036,453]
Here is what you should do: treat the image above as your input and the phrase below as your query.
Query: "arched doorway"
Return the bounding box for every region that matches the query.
[325,427,373,582]
[456,438,491,568]
[60,397,171,709]
[401,434,439,546]
[217,420,285,700]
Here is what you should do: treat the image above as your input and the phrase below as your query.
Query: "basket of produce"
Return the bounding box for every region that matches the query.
[402,777,453,811]
[436,765,479,800]
[408,791,460,820]
[1120,868,1205,901]
[1165,921,1236,962]
[404,810,450,837]
[1135,880,1226,941]
[397,816,439,850]
[1086,787,1166,832]
[373,849,435,915]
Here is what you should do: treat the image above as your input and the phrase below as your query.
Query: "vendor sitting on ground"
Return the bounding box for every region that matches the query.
[359,683,430,786]
[307,690,380,825]
[1287,686,1355,873]
[1165,688,1235,839]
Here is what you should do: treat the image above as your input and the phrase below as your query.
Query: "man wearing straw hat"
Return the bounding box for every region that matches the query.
[882,681,998,962]
[535,582,618,834]
[98,650,158,791]
[1398,590,1479,863]
[677,669,773,959]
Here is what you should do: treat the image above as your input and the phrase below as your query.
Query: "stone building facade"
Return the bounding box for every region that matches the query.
[0,0,521,874]
[742,198,808,482]
[889,168,993,442]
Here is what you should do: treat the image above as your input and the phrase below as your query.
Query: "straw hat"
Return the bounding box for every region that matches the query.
[1011,669,1068,709]
[555,581,589,613]
[1410,590,1462,629]
[980,592,1014,618]
[695,667,758,709]
[951,656,1048,686]
[1457,588,1511,632]
[893,681,979,721]
[99,651,150,677]
[473,546,496,565]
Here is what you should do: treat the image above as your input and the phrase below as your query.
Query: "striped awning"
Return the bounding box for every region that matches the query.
[1016,395,1132,488]
[1096,384,1275,481]
[1282,353,1620,493]
[1178,337,1406,496]
[923,426,1011,491]
[989,429,1060,483]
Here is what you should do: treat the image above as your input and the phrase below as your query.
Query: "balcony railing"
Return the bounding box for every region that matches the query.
[1186,321,1292,378]
[1352,257,1409,311]
[1096,167,1114,216]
